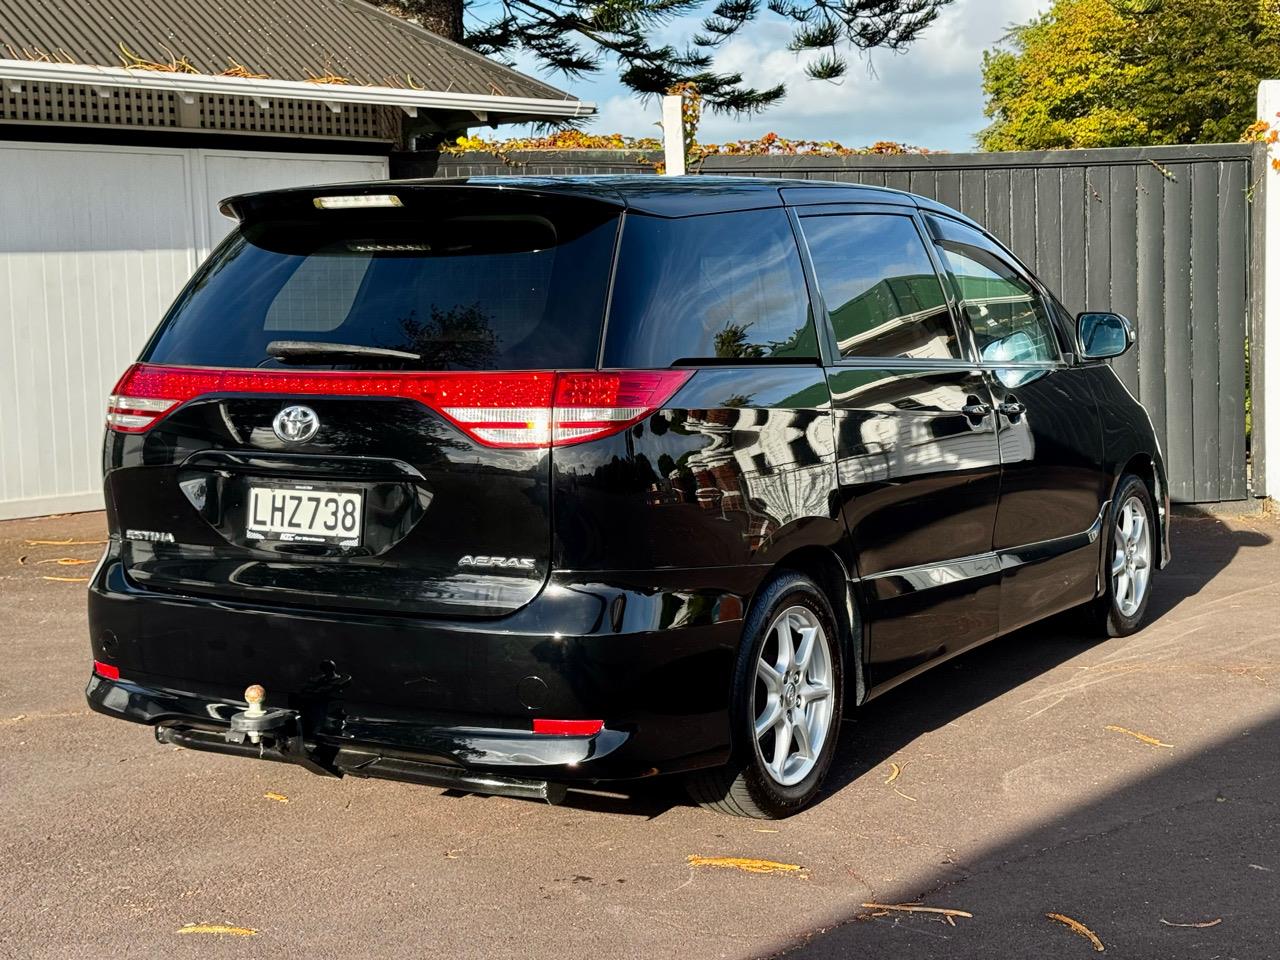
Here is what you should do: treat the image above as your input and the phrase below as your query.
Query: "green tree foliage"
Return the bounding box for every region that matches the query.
[380,0,952,115]
[980,0,1280,150]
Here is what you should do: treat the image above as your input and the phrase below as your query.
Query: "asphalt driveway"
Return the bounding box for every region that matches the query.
[1,510,1276,959]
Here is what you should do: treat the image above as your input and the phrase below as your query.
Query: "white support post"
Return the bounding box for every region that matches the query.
[1258,81,1280,498]
[661,94,685,177]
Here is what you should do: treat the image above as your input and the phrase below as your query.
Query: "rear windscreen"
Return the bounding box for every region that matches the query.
[144,195,620,370]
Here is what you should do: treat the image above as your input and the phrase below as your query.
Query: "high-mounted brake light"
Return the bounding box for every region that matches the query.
[105,365,691,449]
[312,194,403,210]
[532,719,604,736]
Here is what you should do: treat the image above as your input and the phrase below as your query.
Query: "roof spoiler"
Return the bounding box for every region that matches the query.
[218,180,626,223]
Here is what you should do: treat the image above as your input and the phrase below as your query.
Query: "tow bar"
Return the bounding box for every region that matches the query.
[155,684,339,778]
[226,684,293,746]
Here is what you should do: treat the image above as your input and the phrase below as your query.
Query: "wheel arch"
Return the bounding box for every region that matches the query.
[1114,452,1166,567]
[751,545,866,707]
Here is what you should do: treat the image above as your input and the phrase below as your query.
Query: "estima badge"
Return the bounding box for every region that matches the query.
[273,405,320,443]
[459,555,537,571]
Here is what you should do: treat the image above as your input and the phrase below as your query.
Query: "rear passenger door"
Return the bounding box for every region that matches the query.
[926,215,1111,633]
[795,207,1003,691]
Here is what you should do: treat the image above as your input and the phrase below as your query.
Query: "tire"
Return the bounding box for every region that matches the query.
[1084,474,1157,638]
[685,570,845,819]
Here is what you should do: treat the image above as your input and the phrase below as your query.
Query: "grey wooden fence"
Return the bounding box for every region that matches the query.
[426,144,1266,503]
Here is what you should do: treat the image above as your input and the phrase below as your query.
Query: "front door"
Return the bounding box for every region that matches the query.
[795,207,1003,691]
[927,215,1112,634]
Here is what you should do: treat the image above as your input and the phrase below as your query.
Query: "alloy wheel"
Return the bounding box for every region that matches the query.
[1111,495,1152,618]
[752,605,835,787]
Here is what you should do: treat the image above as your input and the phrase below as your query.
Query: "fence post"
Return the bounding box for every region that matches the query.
[661,95,685,177]
[1257,81,1279,498]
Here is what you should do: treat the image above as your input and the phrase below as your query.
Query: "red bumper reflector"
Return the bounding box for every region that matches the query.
[93,660,120,681]
[532,719,604,736]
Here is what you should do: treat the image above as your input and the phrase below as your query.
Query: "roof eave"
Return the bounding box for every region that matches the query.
[0,59,595,120]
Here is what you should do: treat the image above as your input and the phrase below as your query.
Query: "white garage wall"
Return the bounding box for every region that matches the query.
[0,141,386,520]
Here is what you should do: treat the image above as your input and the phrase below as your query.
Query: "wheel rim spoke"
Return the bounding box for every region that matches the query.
[794,626,816,672]
[775,616,796,673]
[800,681,831,702]
[757,658,783,695]
[1129,512,1145,548]
[792,716,814,761]
[770,717,793,780]
[755,697,782,739]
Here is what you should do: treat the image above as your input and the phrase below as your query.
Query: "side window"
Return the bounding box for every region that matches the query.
[604,209,817,366]
[798,213,960,361]
[929,217,1060,364]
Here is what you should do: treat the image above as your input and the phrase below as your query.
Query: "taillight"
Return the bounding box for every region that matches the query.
[105,364,691,449]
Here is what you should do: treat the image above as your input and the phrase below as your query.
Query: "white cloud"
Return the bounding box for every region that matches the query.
[525,0,1052,151]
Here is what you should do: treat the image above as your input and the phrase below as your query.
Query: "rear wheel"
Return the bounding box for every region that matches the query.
[685,571,844,818]
[1085,474,1156,638]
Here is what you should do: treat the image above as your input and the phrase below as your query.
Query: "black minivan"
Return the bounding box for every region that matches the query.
[87,176,1169,818]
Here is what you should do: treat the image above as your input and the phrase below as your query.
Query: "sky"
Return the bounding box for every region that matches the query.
[493,0,1049,151]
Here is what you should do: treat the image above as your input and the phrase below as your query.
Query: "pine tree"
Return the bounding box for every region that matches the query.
[380,0,952,114]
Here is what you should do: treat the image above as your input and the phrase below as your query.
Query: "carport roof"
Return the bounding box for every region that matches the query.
[0,0,590,121]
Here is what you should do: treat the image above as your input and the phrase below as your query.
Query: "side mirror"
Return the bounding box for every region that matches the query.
[1077,312,1135,360]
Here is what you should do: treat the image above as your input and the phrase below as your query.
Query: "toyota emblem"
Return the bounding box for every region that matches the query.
[272,405,320,444]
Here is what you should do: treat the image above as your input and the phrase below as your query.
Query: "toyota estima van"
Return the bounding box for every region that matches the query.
[87,176,1169,818]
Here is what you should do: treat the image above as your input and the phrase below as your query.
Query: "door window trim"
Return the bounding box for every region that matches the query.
[924,213,1072,369]
[791,208,970,368]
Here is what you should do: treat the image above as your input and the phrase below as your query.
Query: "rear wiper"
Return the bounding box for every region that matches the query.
[265,341,421,365]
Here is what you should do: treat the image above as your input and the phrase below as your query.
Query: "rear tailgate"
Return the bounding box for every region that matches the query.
[103,186,620,618]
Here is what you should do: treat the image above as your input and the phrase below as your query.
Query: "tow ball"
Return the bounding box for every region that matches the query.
[225,684,294,746]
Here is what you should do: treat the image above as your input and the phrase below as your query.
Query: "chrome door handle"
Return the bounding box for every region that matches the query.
[998,400,1026,419]
[961,402,991,418]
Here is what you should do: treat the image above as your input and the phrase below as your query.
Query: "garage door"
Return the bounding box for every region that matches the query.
[0,141,386,520]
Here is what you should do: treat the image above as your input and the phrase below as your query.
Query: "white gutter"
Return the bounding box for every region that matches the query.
[0,58,595,119]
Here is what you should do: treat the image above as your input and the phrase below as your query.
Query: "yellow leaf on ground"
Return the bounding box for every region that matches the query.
[1105,724,1173,748]
[687,855,804,875]
[177,923,258,937]
[40,575,89,583]
[35,557,94,565]
[24,538,106,546]
[263,792,289,803]
[1047,912,1105,951]
[884,762,902,785]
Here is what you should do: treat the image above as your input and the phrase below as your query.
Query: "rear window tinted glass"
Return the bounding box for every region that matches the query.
[144,197,620,370]
[799,213,960,361]
[603,209,817,366]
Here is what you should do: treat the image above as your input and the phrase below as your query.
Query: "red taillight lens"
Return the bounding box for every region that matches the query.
[531,719,604,736]
[106,364,690,449]
[92,660,120,680]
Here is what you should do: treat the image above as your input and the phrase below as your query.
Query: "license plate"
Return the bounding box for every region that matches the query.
[246,485,363,546]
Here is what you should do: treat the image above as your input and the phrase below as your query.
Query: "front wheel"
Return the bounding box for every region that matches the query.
[1085,474,1156,638]
[685,571,844,818]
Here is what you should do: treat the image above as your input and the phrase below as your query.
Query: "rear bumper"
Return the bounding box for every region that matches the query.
[87,555,756,783]
[87,673,622,801]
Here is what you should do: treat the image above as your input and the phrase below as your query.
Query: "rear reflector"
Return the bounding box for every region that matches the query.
[531,719,604,736]
[106,364,691,449]
[93,660,120,681]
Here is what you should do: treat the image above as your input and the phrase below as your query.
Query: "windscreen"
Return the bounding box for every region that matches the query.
[144,194,620,370]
